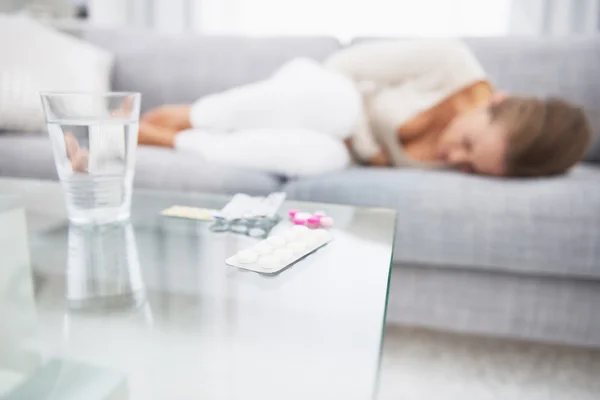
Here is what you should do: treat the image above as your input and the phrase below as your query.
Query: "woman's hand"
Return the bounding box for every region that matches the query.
[368,151,391,167]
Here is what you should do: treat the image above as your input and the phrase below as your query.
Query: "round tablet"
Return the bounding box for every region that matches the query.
[282,229,297,242]
[292,217,307,225]
[259,255,279,270]
[236,249,258,264]
[304,232,322,246]
[253,242,273,255]
[292,225,310,237]
[273,248,294,262]
[266,235,286,248]
[287,241,307,255]
[288,209,300,218]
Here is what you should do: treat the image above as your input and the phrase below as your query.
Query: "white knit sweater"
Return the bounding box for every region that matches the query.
[176,40,487,176]
[324,39,488,165]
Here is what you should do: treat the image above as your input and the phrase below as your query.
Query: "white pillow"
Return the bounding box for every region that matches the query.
[0,16,114,132]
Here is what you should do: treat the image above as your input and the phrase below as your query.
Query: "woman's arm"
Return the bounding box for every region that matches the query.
[324,39,480,86]
[323,40,474,165]
[325,39,488,164]
[350,111,391,166]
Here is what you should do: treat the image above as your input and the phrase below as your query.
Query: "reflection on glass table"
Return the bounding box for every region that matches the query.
[0,198,39,396]
[66,221,144,311]
[1,178,396,400]
[1,192,128,400]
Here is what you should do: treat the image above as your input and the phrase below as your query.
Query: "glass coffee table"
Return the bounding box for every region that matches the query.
[0,178,396,400]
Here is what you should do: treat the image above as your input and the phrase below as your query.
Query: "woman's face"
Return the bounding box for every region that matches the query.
[437,107,508,176]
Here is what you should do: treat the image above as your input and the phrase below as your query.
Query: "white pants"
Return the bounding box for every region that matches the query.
[175,58,361,177]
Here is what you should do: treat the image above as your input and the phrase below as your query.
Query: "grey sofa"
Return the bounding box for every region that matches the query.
[1,27,599,348]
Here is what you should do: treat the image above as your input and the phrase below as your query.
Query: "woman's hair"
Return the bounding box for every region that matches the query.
[489,96,592,177]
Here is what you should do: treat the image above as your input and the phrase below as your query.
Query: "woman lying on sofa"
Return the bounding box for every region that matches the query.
[138,39,591,178]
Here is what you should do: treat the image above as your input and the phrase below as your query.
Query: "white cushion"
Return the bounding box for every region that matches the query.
[0,16,114,132]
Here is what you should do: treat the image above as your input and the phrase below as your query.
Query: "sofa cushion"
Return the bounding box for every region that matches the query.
[283,166,600,279]
[69,28,341,112]
[0,16,114,132]
[0,135,279,195]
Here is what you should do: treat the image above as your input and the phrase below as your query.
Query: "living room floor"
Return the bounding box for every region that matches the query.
[378,326,600,400]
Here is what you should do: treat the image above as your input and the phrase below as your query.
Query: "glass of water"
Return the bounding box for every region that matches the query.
[40,92,141,224]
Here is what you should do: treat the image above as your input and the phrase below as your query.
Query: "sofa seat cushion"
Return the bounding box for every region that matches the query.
[284,166,600,279]
[0,135,280,195]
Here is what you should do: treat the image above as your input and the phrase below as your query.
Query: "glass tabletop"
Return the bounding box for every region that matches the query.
[0,178,396,400]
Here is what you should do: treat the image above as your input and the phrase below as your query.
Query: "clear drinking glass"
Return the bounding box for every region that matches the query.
[40,92,141,224]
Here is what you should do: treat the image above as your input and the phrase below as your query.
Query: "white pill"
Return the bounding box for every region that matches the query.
[292,225,310,237]
[313,210,327,217]
[267,235,286,247]
[282,229,297,241]
[273,248,294,262]
[236,249,258,264]
[259,255,279,270]
[304,233,322,247]
[254,243,273,255]
[287,241,307,255]
[314,228,331,241]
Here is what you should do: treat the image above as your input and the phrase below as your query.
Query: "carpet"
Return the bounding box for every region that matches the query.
[378,326,600,400]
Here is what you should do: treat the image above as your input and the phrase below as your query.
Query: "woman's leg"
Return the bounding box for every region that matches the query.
[175,128,350,177]
[139,58,361,150]
[189,59,361,138]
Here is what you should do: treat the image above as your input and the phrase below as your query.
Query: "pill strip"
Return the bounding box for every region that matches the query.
[216,192,286,220]
[161,206,218,221]
[226,225,333,274]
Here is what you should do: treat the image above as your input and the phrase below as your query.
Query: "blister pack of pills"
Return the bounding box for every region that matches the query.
[226,225,333,274]
[161,205,218,221]
[211,192,286,238]
[215,193,286,220]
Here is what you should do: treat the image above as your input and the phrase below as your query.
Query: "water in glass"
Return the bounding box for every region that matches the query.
[47,118,138,224]
[41,92,141,224]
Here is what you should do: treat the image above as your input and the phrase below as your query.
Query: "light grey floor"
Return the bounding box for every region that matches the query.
[378,326,600,400]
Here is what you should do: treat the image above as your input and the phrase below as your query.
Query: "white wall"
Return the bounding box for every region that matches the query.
[87,0,192,32]
[88,0,129,27]
[233,0,508,36]
[86,0,513,37]
[0,0,72,17]
[509,0,600,36]
[508,0,546,35]
[153,0,191,33]
[199,0,512,38]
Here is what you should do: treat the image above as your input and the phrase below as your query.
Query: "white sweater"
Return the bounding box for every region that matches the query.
[324,39,488,165]
[176,40,487,176]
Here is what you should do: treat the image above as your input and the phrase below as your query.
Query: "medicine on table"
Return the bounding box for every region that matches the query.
[161,205,218,221]
[226,226,333,274]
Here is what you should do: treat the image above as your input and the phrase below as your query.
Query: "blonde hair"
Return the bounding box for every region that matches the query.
[489,97,592,177]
